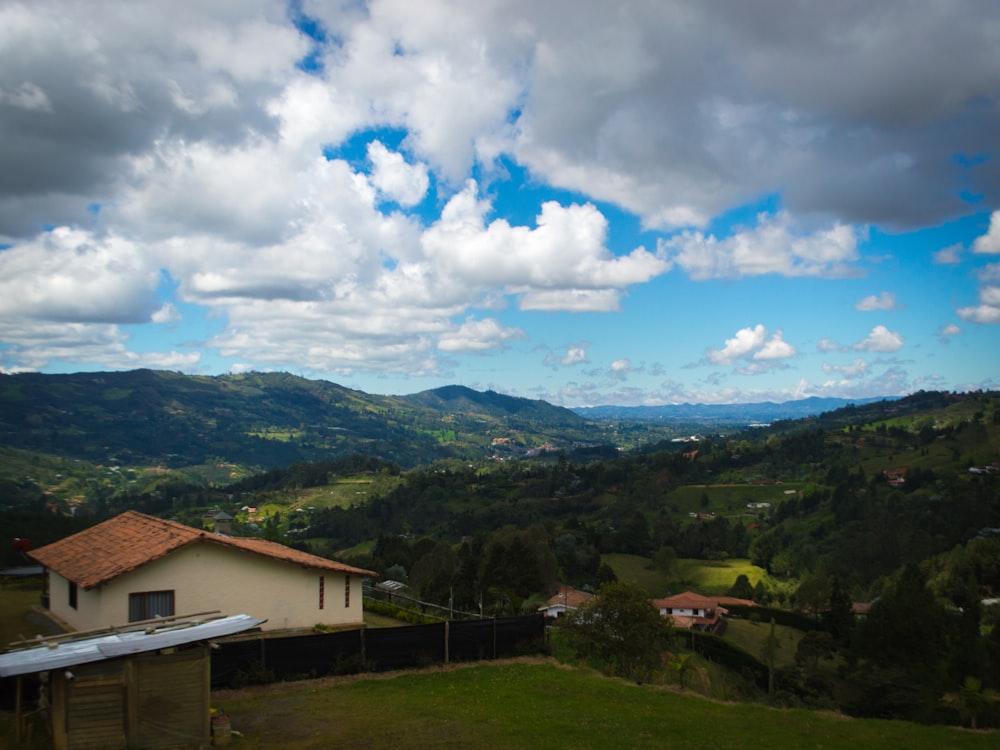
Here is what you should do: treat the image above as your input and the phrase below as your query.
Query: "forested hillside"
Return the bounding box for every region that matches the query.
[0,370,639,471]
[2,387,999,725]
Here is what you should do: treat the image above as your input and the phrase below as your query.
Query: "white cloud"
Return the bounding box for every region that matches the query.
[822,358,870,379]
[661,212,860,280]
[957,263,1000,324]
[956,305,1000,324]
[754,330,797,360]
[934,243,963,264]
[546,344,589,368]
[422,181,671,308]
[972,211,1000,254]
[0,227,161,324]
[608,358,633,381]
[367,141,430,207]
[706,324,797,370]
[853,325,904,352]
[938,322,962,343]
[707,324,767,365]
[437,317,525,352]
[151,303,181,324]
[855,291,900,311]
[518,289,624,313]
[817,337,848,353]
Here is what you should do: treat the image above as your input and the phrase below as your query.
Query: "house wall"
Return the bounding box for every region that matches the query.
[666,606,708,617]
[47,571,105,633]
[52,541,364,632]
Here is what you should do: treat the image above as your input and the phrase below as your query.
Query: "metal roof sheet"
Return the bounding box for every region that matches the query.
[0,613,264,678]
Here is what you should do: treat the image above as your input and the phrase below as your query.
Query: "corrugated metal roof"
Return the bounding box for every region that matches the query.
[0,613,264,678]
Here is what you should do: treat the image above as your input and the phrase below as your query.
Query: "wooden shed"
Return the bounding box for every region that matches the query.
[0,612,263,750]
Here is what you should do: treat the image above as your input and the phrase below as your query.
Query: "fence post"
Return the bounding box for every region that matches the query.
[360,627,366,668]
[444,620,450,665]
[492,618,497,660]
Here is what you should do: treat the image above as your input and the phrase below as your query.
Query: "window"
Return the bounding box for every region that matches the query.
[68,581,78,610]
[318,576,325,610]
[344,575,350,608]
[129,590,175,622]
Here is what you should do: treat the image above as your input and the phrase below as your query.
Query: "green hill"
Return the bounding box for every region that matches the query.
[0,369,626,472]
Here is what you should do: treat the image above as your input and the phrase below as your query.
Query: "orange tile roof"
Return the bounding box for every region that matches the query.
[546,585,594,609]
[29,510,375,589]
[650,591,719,611]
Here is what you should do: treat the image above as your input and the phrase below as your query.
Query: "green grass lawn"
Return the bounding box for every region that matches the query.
[195,661,996,750]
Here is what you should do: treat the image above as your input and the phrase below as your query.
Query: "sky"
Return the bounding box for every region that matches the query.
[1,0,999,407]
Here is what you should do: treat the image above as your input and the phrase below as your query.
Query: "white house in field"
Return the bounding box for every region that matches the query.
[29,510,375,633]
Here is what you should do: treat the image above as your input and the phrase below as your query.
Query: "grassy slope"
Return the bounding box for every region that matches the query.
[723,619,805,670]
[603,554,779,597]
[199,662,995,750]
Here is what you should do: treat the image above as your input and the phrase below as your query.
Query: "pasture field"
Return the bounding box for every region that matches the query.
[603,554,779,597]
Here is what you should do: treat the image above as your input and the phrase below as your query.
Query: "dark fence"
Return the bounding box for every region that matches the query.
[210,614,546,689]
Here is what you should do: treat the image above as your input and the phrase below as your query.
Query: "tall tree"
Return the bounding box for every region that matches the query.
[562,580,673,683]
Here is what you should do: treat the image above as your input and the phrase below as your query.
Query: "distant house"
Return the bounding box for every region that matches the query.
[210,510,234,534]
[539,585,594,618]
[650,591,754,633]
[883,467,907,487]
[29,510,376,633]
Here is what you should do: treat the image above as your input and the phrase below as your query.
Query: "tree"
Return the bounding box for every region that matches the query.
[669,652,697,690]
[942,676,1000,729]
[652,545,678,579]
[728,573,754,600]
[561,580,673,682]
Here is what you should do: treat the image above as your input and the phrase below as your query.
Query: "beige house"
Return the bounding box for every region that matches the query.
[29,510,375,633]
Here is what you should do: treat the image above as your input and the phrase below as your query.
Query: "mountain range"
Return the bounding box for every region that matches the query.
[571,396,891,424]
[0,369,892,471]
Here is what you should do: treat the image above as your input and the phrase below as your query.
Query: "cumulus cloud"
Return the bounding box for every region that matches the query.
[934,243,963,264]
[661,213,860,280]
[822,358,871,379]
[706,325,797,371]
[938,322,962,343]
[817,338,848,353]
[367,141,430,207]
[608,358,634,381]
[1,0,997,391]
[422,181,671,307]
[855,291,901,311]
[0,227,161,323]
[853,325,905,352]
[545,344,589,368]
[957,262,1000,324]
[437,317,525,352]
[972,211,1000,254]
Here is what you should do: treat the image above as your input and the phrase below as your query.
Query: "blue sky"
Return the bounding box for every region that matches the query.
[0,0,998,405]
